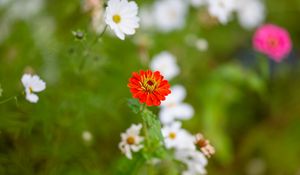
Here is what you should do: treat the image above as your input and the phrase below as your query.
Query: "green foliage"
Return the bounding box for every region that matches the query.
[1,0,300,174]
[0,84,2,97]
[127,99,167,159]
[141,108,167,160]
[127,98,142,114]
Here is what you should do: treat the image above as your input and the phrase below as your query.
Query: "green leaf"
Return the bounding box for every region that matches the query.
[141,109,167,159]
[127,98,141,114]
[114,153,146,175]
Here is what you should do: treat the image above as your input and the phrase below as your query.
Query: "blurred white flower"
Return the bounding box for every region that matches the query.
[119,123,144,159]
[185,35,209,52]
[92,9,106,34]
[82,131,93,142]
[190,0,207,8]
[105,0,140,40]
[139,6,155,30]
[83,0,101,12]
[0,0,10,6]
[159,85,194,124]
[161,122,195,150]
[21,74,46,103]
[150,51,180,80]
[195,38,209,51]
[236,0,265,30]
[175,149,208,175]
[153,0,188,32]
[5,0,44,21]
[207,0,235,24]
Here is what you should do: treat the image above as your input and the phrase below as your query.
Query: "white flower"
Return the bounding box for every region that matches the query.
[195,38,209,51]
[236,0,265,30]
[105,0,139,40]
[159,85,194,124]
[207,0,236,24]
[175,149,208,175]
[161,122,195,150]
[8,0,44,20]
[119,123,144,159]
[82,131,93,142]
[190,0,207,8]
[153,0,188,32]
[150,52,180,80]
[139,6,155,30]
[185,35,209,52]
[21,74,46,103]
[92,9,106,34]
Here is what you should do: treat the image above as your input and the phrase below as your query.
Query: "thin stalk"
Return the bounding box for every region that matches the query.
[78,25,108,72]
[0,96,17,105]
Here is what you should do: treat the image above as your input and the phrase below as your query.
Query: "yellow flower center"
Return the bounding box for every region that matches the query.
[126,136,135,145]
[113,14,121,24]
[169,132,176,140]
[29,86,33,93]
[140,76,159,93]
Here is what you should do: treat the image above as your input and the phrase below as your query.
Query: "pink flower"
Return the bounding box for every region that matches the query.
[253,24,292,62]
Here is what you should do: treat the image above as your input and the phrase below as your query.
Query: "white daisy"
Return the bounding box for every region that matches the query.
[159,85,194,124]
[236,0,265,30]
[175,149,208,175]
[105,0,140,40]
[153,0,188,32]
[161,122,195,150]
[207,0,236,24]
[21,74,46,103]
[119,123,144,159]
[150,51,180,80]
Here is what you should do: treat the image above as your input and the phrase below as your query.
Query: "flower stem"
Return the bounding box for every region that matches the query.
[0,96,17,105]
[78,25,108,72]
[142,106,149,147]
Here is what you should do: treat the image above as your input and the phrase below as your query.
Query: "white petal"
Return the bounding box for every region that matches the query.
[172,103,194,120]
[131,144,143,152]
[150,51,179,81]
[159,108,176,124]
[21,74,32,87]
[114,27,125,40]
[26,93,39,103]
[31,75,46,92]
[161,85,186,106]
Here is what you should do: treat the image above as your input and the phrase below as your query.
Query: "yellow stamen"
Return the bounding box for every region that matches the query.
[140,76,159,93]
[29,87,33,93]
[169,132,176,140]
[113,14,121,24]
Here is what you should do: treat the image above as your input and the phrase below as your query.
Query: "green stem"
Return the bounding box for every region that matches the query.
[142,106,149,147]
[78,25,107,72]
[0,96,17,105]
[91,25,107,46]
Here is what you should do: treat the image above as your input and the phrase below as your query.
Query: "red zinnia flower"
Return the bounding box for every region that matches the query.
[128,70,171,106]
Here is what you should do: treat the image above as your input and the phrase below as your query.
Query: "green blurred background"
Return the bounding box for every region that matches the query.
[1,0,300,174]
